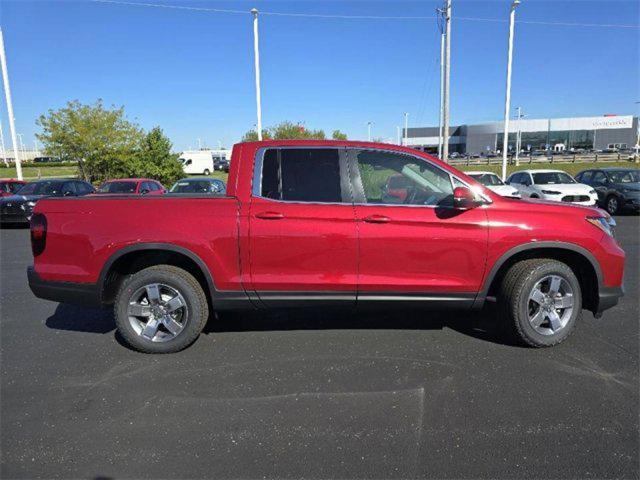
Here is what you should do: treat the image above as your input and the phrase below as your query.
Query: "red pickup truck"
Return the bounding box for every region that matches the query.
[28,141,625,353]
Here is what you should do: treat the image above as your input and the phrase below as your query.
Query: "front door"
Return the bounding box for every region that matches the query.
[349,148,488,304]
[248,147,357,306]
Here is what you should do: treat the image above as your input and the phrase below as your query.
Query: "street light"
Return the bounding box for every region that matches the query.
[501,0,520,181]
[251,8,263,141]
[366,121,373,141]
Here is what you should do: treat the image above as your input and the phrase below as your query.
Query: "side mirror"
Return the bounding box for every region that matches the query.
[140,189,150,195]
[453,186,477,210]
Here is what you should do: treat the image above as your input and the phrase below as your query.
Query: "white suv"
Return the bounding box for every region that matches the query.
[506,169,598,206]
[464,171,520,198]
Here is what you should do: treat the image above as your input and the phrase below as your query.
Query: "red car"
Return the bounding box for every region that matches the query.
[27,140,625,353]
[96,178,165,195]
[0,179,26,197]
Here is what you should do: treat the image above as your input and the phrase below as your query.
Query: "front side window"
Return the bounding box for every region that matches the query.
[591,171,607,185]
[259,148,343,203]
[355,150,454,206]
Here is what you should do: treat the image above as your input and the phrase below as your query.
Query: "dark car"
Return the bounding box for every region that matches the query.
[169,178,226,194]
[575,168,640,215]
[0,178,95,225]
[0,179,27,197]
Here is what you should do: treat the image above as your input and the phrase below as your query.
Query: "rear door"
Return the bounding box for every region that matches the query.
[349,148,488,303]
[248,147,357,306]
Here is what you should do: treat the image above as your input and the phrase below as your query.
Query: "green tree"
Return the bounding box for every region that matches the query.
[332,130,348,140]
[131,127,184,185]
[241,129,272,142]
[36,99,142,182]
[240,121,326,142]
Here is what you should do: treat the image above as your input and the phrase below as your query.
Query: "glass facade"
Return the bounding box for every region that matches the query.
[497,130,595,152]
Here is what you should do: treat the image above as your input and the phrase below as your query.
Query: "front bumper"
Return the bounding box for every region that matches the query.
[0,212,30,224]
[27,267,101,307]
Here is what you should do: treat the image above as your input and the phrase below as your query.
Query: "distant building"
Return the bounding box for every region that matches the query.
[404,115,639,155]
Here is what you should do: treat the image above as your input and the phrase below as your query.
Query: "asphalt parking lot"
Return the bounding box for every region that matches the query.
[1,216,638,479]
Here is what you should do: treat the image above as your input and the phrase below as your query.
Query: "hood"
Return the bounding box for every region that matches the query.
[535,183,593,194]
[0,194,48,203]
[488,185,520,197]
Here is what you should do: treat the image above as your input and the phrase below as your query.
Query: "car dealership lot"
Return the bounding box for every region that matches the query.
[1,218,638,479]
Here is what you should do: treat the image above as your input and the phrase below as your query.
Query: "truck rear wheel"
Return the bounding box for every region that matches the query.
[114,265,209,353]
[499,258,581,347]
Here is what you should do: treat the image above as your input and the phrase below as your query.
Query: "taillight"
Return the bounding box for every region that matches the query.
[30,213,47,257]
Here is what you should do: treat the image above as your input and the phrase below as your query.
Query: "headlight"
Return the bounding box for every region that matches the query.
[586,215,616,237]
[21,201,36,210]
[588,189,596,194]
[541,190,561,195]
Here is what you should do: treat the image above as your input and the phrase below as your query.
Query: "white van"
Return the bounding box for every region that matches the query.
[179,150,215,175]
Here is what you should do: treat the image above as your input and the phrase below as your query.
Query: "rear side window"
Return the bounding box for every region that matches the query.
[259,148,342,203]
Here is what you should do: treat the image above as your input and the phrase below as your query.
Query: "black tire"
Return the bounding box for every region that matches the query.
[530,194,539,199]
[605,195,620,215]
[114,265,209,353]
[203,169,211,176]
[498,258,581,347]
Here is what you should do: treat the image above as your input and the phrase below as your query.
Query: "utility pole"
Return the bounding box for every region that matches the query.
[0,28,22,180]
[437,5,446,159]
[0,119,7,167]
[500,0,520,181]
[366,121,372,141]
[514,106,524,166]
[442,0,452,161]
[403,112,409,146]
[251,8,263,141]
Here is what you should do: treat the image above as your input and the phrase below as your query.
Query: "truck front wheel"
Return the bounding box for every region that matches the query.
[114,265,209,353]
[499,259,582,347]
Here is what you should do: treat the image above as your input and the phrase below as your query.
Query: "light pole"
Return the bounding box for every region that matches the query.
[396,126,401,145]
[0,119,7,166]
[514,106,525,166]
[501,0,520,181]
[17,132,25,157]
[403,112,409,146]
[366,122,372,141]
[0,28,22,179]
[251,8,263,141]
[442,0,452,160]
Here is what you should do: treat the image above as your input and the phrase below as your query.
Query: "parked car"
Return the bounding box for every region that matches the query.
[33,157,60,163]
[1,178,94,225]
[507,169,598,205]
[96,178,166,195]
[575,168,640,215]
[213,156,230,172]
[0,179,26,197]
[464,171,520,198]
[169,178,226,194]
[28,140,624,353]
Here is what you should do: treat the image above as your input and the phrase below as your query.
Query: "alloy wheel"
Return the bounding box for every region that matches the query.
[527,275,574,336]
[127,283,188,342]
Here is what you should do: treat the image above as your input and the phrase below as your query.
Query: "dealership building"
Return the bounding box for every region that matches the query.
[404,115,639,155]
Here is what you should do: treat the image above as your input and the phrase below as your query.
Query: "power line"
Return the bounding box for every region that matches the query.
[92,0,640,29]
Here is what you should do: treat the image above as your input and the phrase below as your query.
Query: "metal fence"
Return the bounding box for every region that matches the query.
[447,152,639,167]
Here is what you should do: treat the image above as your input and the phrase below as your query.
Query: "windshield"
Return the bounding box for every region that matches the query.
[16,181,64,196]
[608,170,640,183]
[97,181,137,193]
[171,180,221,193]
[469,173,504,186]
[532,172,575,185]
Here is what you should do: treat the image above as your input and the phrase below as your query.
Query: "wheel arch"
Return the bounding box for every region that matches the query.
[477,241,602,313]
[98,243,216,306]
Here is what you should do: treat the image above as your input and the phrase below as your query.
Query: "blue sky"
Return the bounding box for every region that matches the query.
[1,0,638,151]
